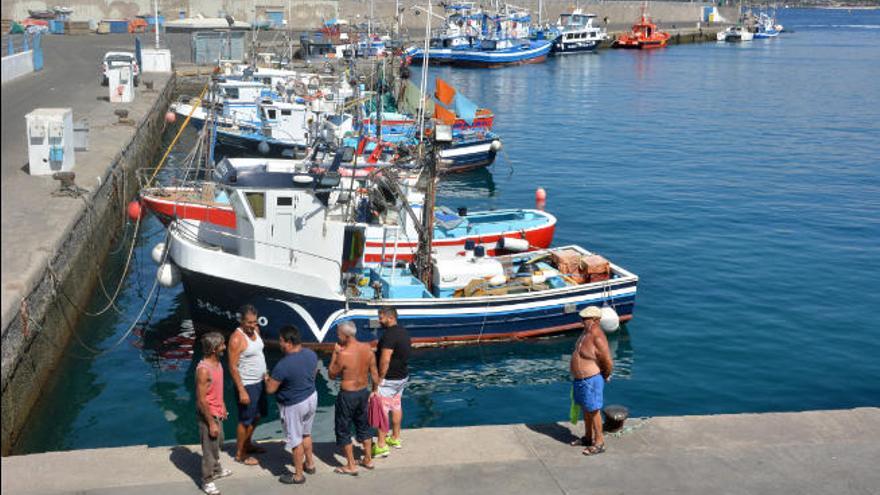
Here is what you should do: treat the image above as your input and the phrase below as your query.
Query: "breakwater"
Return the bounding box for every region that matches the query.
[0,73,176,455]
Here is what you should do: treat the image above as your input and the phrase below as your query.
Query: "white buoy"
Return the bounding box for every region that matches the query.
[157,262,181,288]
[600,305,620,333]
[490,139,503,151]
[496,237,529,252]
[257,140,270,155]
[151,242,167,264]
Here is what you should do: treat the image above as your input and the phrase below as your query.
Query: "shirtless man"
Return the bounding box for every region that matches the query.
[570,306,614,456]
[328,321,380,475]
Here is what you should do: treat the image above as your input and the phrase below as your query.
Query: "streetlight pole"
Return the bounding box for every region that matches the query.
[153,0,160,48]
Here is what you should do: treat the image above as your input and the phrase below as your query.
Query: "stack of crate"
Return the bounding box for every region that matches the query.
[65,21,92,35]
[1,19,12,34]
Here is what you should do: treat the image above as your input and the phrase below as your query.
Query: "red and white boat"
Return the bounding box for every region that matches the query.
[140,158,556,262]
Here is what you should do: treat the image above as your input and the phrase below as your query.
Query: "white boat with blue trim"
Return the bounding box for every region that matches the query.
[159,155,638,347]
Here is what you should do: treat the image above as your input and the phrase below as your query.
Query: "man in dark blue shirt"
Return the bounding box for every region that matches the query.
[265,325,319,485]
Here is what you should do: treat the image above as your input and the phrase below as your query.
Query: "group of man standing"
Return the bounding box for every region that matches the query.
[195,305,411,494]
[195,303,613,493]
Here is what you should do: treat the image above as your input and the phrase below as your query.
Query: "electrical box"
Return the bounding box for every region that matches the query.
[108,64,135,103]
[26,108,75,175]
[141,48,172,72]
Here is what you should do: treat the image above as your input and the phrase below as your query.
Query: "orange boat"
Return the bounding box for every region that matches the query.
[614,6,670,49]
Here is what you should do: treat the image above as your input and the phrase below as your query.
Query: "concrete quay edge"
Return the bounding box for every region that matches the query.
[0,65,175,455]
[2,408,878,495]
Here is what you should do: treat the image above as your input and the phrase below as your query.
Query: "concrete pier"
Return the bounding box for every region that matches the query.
[2,408,878,494]
[0,33,175,454]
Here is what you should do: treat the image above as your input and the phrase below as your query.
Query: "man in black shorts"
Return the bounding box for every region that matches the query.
[328,321,380,475]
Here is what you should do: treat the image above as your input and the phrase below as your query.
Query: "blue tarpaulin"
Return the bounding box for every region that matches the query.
[453,92,478,125]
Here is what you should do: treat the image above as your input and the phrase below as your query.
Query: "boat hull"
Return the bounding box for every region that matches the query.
[550,37,600,54]
[410,41,552,68]
[176,263,636,348]
[439,137,499,173]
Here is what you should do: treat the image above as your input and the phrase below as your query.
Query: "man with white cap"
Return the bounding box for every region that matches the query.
[570,305,614,456]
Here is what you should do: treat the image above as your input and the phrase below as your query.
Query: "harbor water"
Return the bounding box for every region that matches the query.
[17,9,880,453]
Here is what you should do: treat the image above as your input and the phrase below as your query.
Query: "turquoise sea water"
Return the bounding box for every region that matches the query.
[17,9,880,453]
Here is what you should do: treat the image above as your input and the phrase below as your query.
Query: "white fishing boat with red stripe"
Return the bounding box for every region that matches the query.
[140,156,556,262]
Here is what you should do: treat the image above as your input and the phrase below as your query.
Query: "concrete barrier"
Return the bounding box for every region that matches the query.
[1,51,34,84]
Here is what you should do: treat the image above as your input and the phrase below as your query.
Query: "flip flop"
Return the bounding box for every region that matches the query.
[359,460,375,470]
[334,467,359,476]
[570,436,592,447]
[582,444,606,456]
[303,465,317,475]
[279,473,306,485]
[235,456,259,466]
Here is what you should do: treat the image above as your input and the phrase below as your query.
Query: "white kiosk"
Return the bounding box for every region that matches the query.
[26,108,76,175]
[108,64,135,103]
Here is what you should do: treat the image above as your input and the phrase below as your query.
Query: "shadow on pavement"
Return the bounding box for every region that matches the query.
[524,422,580,445]
[168,446,201,488]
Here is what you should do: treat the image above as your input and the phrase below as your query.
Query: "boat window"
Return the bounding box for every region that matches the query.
[266,109,277,119]
[277,196,292,206]
[224,87,239,99]
[281,109,291,116]
[245,192,265,218]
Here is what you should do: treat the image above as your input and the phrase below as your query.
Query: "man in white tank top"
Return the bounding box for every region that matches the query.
[228,304,268,465]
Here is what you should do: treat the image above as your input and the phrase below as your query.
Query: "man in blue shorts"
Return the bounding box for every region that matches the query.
[570,306,614,455]
[228,305,268,465]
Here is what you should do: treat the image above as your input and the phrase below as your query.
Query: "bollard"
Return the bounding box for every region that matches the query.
[603,404,629,433]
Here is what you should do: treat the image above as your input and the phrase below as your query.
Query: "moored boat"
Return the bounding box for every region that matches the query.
[613,7,670,49]
[546,9,608,54]
[716,25,754,42]
[140,156,556,262]
[158,160,635,346]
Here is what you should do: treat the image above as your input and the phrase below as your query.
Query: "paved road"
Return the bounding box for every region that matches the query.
[0,33,170,332]
[2,408,878,495]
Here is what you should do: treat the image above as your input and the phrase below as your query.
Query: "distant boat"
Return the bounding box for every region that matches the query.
[716,25,754,42]
[544,9,608,55]
[408,4,552,67]
[613,7,671,49]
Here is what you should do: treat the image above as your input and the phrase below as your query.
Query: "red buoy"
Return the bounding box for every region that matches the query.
[164,111,176,124]
[535,187,547,201]
[127,200,144,221]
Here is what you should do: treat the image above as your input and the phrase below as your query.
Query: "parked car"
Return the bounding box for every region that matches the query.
[100,51,140,86]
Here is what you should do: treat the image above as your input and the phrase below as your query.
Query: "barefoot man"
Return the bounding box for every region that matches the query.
[228,304,268,466]
[329,321,379,475]
[570,306,614,456]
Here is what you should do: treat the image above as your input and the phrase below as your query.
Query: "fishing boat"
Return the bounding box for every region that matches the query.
[140,156,555,262]
[156,152,637,346]
[545,9,608,54]
[408,4,552,67]
[716,25,754,42]
[752,12,781,38]
[613,7,670,49]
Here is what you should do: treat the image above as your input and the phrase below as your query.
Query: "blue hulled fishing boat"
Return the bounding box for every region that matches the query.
[161,154,638,347]
[408,3,551,67]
